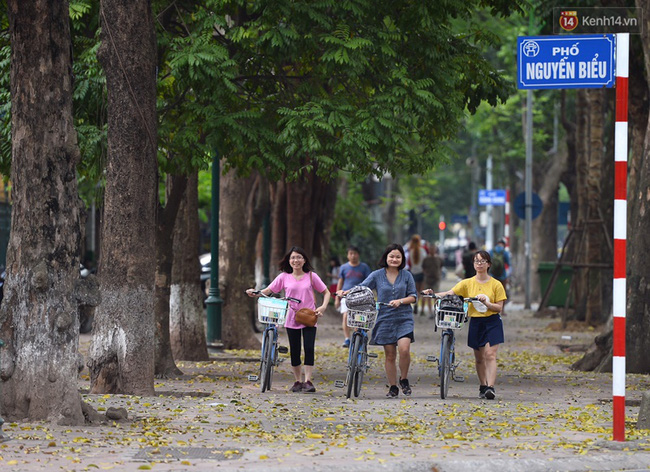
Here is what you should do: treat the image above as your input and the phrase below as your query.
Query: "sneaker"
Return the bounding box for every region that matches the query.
[342,338,350,348]
[479,385,488,399]
[290,381,303,393]
[386,385,399,398]
[399,378,412,396]
[302,380,316,393]
[484,386,496,400]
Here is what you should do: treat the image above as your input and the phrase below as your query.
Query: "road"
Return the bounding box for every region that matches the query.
[1,274,649,471]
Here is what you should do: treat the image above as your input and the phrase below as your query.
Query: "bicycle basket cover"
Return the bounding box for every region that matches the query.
[439,294,464,312]
[346,285,375,311]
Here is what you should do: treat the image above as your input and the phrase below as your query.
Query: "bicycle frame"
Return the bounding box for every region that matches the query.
[345,328,370,398]
[334,299,380,397]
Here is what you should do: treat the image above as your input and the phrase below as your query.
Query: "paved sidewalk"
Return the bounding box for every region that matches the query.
[1,276,649,471]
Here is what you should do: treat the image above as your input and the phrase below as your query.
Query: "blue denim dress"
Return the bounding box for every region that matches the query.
[360,269,417,345]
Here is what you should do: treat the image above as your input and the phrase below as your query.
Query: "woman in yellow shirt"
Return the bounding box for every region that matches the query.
[424,250,506,400]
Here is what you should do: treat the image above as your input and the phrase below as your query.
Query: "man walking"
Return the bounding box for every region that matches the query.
[335,246,371,347]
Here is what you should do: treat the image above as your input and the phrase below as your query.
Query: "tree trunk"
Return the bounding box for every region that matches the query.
[573,1,649,371]
[0,0,84,425]
[572,90,590,320]
[170,172,209,361]
[220,167,268,350]
[154,175,186,377]
[88,0,158,395]
[584,89,605,326]
[270,180,287,270]
[532,130,568,301]
[627,0,650,373]
[272,165,338,267]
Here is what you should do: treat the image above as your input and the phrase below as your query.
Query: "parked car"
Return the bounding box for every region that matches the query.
[199,253,263,333]
[200,253,211,296]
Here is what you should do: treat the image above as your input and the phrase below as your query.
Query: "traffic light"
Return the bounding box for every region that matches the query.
[438,221,446,231]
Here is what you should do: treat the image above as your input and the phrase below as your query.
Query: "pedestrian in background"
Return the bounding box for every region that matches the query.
[335,246,371,348]
[422,245,443,317]
[340,243,417,398]
[326,256,341,297]
[461,241,478,279]
[246,246,330,393]
[424,250,506,400]
[489,239,511,316]
[406,234,428,314]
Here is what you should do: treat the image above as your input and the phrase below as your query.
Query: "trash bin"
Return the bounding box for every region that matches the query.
[538,262,574,307]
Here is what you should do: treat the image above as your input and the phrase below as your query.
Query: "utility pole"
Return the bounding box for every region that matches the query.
[486,154,494,251]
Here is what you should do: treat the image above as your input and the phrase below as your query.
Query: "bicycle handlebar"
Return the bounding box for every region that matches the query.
[247,290,301,304]
[419,291,480,303]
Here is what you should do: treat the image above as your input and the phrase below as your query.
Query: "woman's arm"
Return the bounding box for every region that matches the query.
[316,289,331,315]
[246,287,273,297]
[422,288,455,297]
[387,272,416,308]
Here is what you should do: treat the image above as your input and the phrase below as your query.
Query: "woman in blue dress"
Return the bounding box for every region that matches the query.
[341,243,417,397]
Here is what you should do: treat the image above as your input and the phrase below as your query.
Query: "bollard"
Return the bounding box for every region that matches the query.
[0,338,7,442]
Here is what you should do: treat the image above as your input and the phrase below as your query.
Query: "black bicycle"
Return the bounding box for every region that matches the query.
[247,291,300,392]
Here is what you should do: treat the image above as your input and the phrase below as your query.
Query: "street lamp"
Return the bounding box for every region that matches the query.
[205,151,223,348]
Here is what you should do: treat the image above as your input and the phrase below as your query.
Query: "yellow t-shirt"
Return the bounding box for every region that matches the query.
[451,277,507,318]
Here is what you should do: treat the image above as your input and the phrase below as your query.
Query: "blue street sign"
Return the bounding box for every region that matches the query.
[513,192,543,220]
[517,34,615,89]
[478,189,506,206]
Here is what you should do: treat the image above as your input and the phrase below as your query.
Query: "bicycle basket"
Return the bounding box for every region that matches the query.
[257,297,289,325]
[345,285,375,310]
[434,296,467,330]
[347,307,378,331]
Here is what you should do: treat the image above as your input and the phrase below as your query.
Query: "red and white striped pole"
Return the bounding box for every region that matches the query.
[612,32,629,443]
[504,189,510,248]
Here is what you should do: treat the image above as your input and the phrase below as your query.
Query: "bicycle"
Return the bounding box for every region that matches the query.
[421,293,486,399]
[335,296,389,399]
[246,291,300,392]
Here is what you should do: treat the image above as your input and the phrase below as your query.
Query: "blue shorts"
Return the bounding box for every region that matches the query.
[467,315,504,350]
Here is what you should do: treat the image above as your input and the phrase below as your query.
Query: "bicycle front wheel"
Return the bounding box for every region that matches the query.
[346,334,360,399]
[260,328,274,393]
[353,335,367,397]
[440,333,452,399]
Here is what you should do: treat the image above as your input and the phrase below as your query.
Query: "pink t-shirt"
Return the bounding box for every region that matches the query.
[267,271,327,328]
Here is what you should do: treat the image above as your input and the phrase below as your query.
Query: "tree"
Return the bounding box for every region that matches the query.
[625,0,650,373]
[0,0,84,424]
[170,172,209,361]
[87,0,158,395]
[183,0,527,347]
[154,175,187,377]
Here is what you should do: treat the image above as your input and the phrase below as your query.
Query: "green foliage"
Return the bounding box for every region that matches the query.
[0,0,528,211]
[154,0,526,182]
[330,181,386,267]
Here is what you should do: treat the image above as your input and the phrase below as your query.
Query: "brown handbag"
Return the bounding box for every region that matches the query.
[295,308,318,327]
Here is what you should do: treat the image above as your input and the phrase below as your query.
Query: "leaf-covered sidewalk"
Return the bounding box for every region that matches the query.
[1,292,650,471]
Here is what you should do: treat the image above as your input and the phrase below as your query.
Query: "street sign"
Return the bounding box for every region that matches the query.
[513,192,543,220]
[478,189,506,206]
[517,34,615,89]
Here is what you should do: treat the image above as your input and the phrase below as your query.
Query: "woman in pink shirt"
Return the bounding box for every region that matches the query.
[247,247,330,393]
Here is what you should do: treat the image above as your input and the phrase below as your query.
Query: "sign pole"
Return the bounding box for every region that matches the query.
[505,189,510,248]
[612,32,628,443]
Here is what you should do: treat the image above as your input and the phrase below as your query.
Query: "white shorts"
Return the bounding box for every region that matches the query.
[339,298,348,314]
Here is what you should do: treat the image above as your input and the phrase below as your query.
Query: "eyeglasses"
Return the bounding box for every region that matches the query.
[289,256,304,261]
[474,259,488,265]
